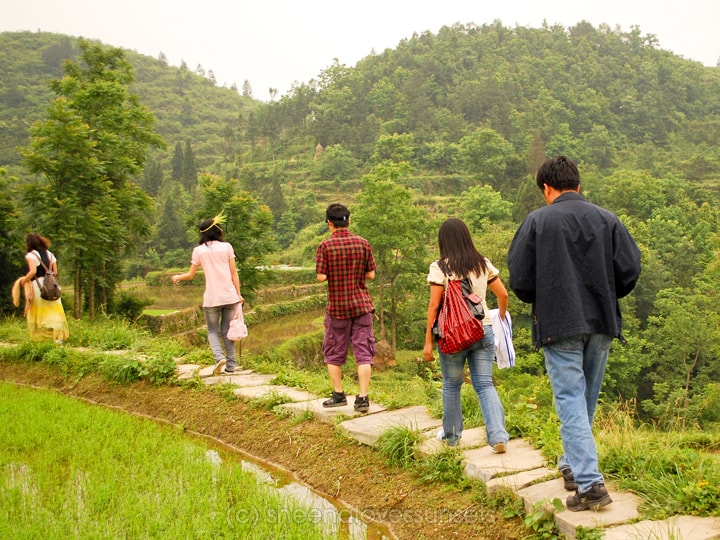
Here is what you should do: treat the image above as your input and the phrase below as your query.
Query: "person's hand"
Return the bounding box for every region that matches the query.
[171,275,180,285]
[238,294,244,304]
[423,343,435,362]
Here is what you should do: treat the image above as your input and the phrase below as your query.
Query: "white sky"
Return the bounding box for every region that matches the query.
[2,0,718,101]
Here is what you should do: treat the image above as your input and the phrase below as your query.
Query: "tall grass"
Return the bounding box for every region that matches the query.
[0,383,339,539]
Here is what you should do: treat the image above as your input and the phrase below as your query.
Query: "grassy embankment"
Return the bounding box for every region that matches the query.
[1,313,719,526]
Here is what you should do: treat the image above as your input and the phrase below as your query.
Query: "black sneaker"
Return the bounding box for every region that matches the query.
[566,482,612,512]
[354,395,370,413]
[322,391,347,408]
[221,368,234,375]
[560,466,578,491]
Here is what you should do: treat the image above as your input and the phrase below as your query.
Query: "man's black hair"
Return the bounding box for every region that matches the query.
[326,203,350,228]
[536,156,580,191]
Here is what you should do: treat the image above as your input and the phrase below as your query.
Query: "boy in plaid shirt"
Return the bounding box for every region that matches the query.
[316,204,376,412]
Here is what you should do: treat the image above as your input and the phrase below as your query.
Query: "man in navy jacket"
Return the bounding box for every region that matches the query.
[508,156,641,512]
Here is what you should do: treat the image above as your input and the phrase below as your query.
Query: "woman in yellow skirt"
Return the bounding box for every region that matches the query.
[19,233,69,343]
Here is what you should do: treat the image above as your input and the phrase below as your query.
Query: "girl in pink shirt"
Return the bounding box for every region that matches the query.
[173,214,243,374]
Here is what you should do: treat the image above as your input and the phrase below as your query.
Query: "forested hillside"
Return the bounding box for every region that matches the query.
[0,31,259,173]
[1,24,720,430]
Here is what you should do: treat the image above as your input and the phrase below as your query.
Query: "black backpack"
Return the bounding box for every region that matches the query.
[35,250,62,301]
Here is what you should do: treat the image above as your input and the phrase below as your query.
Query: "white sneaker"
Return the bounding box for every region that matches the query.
[212,359,226,375]
[437,428,445,441]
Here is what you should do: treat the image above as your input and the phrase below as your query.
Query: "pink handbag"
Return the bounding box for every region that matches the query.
[227,305,248,341]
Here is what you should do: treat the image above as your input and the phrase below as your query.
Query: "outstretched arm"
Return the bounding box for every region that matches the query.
[172,264,199,284]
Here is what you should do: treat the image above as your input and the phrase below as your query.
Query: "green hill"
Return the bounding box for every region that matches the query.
[0,31,259,175]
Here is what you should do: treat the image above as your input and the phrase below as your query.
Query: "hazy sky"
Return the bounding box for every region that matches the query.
[2,0,718,101]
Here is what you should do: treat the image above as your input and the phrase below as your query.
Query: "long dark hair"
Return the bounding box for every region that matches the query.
[198,219,224,244]
[438,218,488,277]
[26,232,50,253]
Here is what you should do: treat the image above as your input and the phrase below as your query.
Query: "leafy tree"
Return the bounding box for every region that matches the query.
[602,170,668,220]
[242,80,253,98]
[370,133,416,164]
[171,142,184,182]
[0,168,24,315]
[458,185,513,231]
[140,156,164,196]
[193,173,275,299]
[457,127,513,187]
[311,144,359,183]
[21,40,163,318]
[353,162,430,354]
[641,285,720,428]
[155,186,190,252]
[182,140,198,189]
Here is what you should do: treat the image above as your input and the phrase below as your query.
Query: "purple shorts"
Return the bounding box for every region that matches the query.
[322,312,375,366]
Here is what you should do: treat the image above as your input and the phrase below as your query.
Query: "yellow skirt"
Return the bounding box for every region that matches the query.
[26,280,69,342]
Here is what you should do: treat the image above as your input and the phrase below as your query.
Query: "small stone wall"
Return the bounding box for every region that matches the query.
[137,305,204,335]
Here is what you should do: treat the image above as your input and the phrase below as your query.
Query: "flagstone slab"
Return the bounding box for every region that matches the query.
[517,480,641,539]
[463,439,545,483]
[338,405,442,446]
[602,515,720,540]
[204,372,274,386]
[418,426,487,456]
[176,364,202,380]
[233,384,317,402]
[280,398,386,424]
[485,467,557,493]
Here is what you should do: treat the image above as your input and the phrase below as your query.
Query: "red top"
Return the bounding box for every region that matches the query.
[316,228,376,319]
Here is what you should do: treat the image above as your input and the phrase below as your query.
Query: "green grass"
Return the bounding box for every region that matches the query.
[0,382,338,539]
[143,309,178,316]
[3,316,720,521]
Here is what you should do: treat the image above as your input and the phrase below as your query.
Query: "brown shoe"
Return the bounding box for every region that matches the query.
[492,442,506,454]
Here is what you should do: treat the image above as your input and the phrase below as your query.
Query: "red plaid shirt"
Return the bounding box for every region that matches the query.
[316,228,376,319]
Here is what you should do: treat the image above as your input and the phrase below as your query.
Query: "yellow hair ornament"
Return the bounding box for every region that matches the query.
[200,210,227,232]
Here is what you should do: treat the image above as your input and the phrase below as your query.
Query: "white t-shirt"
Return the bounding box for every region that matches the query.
[191,241,241,307]
[426,258,499,325]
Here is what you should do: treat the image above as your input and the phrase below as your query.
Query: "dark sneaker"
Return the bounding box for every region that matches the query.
[566,482,612,512]
[212,359,226,375]
[221,368,234,375]
[354,395,370,413]
[322,391,347,408]
[560,466,578,491]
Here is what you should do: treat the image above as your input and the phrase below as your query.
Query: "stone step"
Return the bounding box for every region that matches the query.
[601,515,720,540]
[463,438,546,483]
[338,405,442,446]
[417,426,487,456]
[518,480,642,539]
[280,397,386,423]
[233,384,318,402]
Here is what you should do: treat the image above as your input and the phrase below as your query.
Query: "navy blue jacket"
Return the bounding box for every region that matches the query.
[507,192,641,347]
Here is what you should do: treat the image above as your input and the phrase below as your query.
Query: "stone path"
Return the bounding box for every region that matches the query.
[178,363,720,540]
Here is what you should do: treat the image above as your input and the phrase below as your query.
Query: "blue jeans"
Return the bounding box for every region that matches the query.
[438,325,509,446]
[544,333,613,492]
[205,303,239,370]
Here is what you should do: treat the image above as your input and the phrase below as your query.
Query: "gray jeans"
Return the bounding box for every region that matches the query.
[204,303,239,370]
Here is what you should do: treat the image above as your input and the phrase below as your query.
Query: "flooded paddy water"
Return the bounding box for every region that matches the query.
[200,437,393,540]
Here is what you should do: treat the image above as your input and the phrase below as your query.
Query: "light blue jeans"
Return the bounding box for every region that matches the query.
[438,325,509,447]
[205,303,239,370]
[544,333,613,492]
